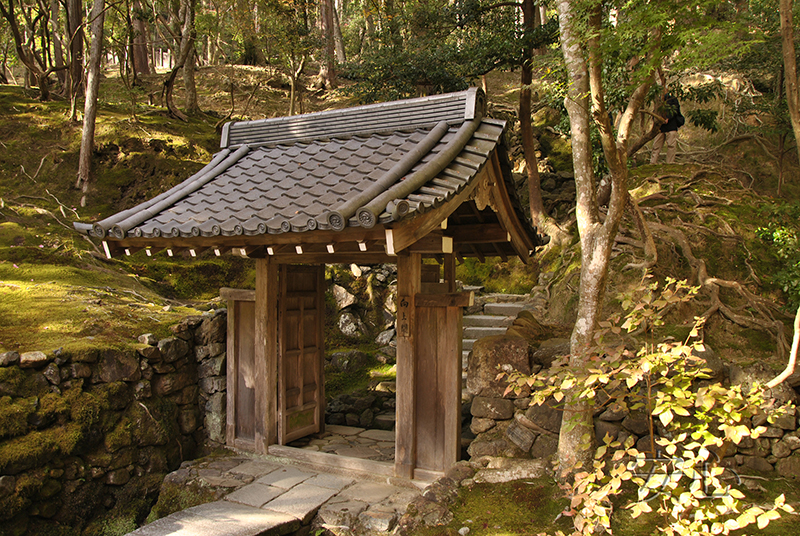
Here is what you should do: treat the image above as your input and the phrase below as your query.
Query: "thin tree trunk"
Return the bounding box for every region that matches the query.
[520,0,543,226]
[66,0,84,120]
[49,0,66,86]
[76,0,105,207]
[333,0,345,63]
[555,0,597,480]
[0,0,52,99]
[780,0,800,170]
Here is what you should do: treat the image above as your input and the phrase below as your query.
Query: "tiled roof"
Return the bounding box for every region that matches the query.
[80,89,531,246]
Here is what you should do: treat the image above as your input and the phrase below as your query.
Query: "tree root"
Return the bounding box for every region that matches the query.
[650,222,790,359]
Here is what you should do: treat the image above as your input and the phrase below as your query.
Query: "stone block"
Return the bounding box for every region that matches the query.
[225,483,285,508]
[471,417,496,434]
[742,456,773,473]
[529,434,558,459]
[595,420,622,443]
[153,370,195,396]
[471,397,514,420]
[158,337,190,363]
[622,412,650,437]
[524,399,562,434]
[20,351,49,369]
[97,350,141,383]
[505,419,537,452]
[200,376,227,394]
[466,335,530,398]
[0,351,20,367]
[776,453,800,478]
[262,483,338,524]
[359,510,396,532]
[199,355,226,378]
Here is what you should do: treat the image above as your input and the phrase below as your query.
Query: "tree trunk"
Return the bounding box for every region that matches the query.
[317,0,336,89]
[76,0,105,207]
[554,0,597,480]
[780,0,800,170]
[182,0,199,113]
[520,0,544,226]
[0,0,51,100]
[132,0,151,75]
[162,0,196,120]
[333,0,346,63]
[49,0,66,87]
[66,0,84,120]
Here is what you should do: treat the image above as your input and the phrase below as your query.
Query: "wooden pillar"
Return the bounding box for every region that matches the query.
[254,257,279,451]
[443,252,456,293]
[395,252,421,479]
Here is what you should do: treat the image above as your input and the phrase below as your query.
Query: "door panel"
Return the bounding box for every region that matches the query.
[278,265,325,444]
[234,300,257,441]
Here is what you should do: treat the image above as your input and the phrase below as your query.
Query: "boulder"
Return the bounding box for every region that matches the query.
[330,350,371,373]
[196,313,227,345]
[338,312,368,338]
[467,335,530,398]
[530,339,570,368]
[376,328,395,346]
[474,458,547,483]
[530,434,559,458]
[776,453,800,478]
[470,418,496,434]
[332,284,357,310]
[138,333,158,346]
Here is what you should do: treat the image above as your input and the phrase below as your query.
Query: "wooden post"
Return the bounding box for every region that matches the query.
[443,252,456,293]
[255,258,279,451]
[395,252,421,479]
[226,299,237,446]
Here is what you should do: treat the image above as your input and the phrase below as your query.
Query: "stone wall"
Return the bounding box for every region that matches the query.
[0,309,228,535]
[464,312,800,478]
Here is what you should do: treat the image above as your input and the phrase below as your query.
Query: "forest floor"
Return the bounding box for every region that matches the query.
[1,67,800,534]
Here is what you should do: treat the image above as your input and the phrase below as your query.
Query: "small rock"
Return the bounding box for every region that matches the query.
[459,527,470,535]
[376,328,395,346]
[0,351,20,367]
[138,333,158,345]
[470,418,496,434]
[19,351,50,369]
[350,264,362,277]
[43,363,60,385]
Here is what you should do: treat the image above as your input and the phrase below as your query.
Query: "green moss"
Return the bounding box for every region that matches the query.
[415,478,571,536]
[0,396,35,439]
[146,477,218,522]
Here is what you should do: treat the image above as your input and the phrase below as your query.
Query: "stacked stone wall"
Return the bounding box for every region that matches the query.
[465,313,800,478]
[0,309,228,535]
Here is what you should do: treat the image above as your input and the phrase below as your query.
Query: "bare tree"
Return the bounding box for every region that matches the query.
[76,0,106,207]
[781,0,800,170]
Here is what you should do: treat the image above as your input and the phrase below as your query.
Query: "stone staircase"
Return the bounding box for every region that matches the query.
[461,292,536,389]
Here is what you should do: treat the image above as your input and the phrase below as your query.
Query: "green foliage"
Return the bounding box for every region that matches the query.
[756,203,800,308]
[502,277,793,535]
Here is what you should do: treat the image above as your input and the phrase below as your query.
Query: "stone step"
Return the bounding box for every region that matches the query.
[462,314,514,328]
[463,339,477,351]
[483,293,530,302]
[463,326,508,339]
[483,302,531,316]
[462,350,470,369]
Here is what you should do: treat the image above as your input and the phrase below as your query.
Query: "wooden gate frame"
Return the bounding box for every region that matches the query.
[223,253,471,480]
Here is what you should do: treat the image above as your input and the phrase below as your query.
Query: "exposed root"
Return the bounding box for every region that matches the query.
[650,222,790,358]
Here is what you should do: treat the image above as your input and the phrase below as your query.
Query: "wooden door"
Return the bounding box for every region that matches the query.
[278,265,325,444]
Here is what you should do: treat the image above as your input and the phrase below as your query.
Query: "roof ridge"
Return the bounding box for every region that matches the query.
[221,88,480,149]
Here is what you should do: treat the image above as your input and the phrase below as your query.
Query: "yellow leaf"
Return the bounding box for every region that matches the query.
[659,409,674,427]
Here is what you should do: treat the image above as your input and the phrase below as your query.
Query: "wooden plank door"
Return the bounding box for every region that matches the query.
[413,297,463,472]
[278,265,325,444]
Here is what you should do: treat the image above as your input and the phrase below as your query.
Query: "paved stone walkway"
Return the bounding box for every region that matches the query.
[286,424,397,462]
[128,426,420,536]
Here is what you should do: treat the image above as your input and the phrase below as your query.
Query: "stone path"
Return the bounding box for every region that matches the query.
[286,424,396,462]
[128,426,419,536]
